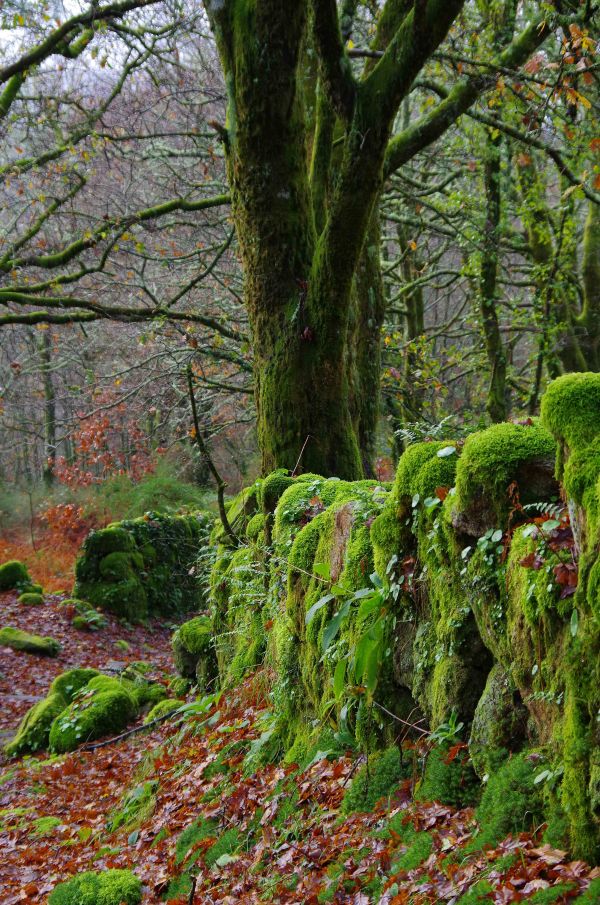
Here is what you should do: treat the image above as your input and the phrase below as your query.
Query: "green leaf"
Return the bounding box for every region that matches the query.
[491,529,503,543]
[541,519,560,533]
[322,600,351,652]
[437,445,456,458]
[305,594,334,625]
[313,562,331,581]
[570,608,579,638]
[333,658,346,700]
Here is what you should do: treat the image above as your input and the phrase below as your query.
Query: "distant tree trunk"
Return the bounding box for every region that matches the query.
[480,130,507,423]
[39,330,56,487]
[579,201,600,371]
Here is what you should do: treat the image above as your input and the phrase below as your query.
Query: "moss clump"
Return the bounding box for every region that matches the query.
[172,615,218,690]
[205,827,242,867]
[144,698,183,723]
[168,675,190,698]
[0,559,33,592]
[392,831,433,872]
[541,372,600,456]
[260,468,297,514]
[4,693,65,757]
[49,676,137,753]
[48,869,142,905]
[452,421,556,532]
[17,591,44,605]
[0,626,60,656]
[50,668,100,701]
[416,742,480,809]
[175,816,218,865]
[341,747,407,814]
[455,880,494,904]
[474,751,545,847]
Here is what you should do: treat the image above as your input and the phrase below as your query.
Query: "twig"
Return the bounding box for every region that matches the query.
[186,363,238,545]
[292,435,313,477]
[187,875,197,905]
[81,707,183,750]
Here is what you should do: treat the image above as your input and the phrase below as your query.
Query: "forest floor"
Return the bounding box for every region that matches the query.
[1,587,599,904]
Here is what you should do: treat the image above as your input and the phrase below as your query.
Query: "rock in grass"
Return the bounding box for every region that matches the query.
[48,869,142,905]
[17,592,44,606]
[0,626,60,656]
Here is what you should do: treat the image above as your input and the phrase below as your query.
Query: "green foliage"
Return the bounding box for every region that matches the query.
[108,780,158,831]
[341,747,407,814]
[392,831,433,871]
[48,869,142,905]
[0,559,32,592]
[0,626,60,656]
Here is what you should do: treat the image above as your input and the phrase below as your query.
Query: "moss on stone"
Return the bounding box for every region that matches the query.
[341,746,407,814]
[173,615,218,690]
[48,869,142,905]
[0,626,60,656]
[4,692,65,758]
[144,698,183,723]
[541,372,600,456]
[17,592,43,606]
[452,421,555,533]
[468,664,528,777]
[50,668,100,701]
[0,559,32,592]
[49,676,137,753]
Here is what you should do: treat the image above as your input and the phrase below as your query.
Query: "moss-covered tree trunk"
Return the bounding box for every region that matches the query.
[205,0,465,478]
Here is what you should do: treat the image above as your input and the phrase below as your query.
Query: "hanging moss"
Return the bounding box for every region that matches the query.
[48,869,142,905]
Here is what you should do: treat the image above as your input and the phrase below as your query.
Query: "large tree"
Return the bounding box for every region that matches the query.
[203,0,584,478]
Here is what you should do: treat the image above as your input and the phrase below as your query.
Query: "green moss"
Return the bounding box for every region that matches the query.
[48,869,142,905]
[260,468,297,514]
[579,879,600,902]
[205,826,241,867]
[455,880,494,904]
[246,511,265,541]
[341,747,407,814]
[0,626,60,656]
[175,816,218,865]
[0,559,32,592]
[416,742,480,809]
[172,615,218,690]
[541,372,600,455]
[527,884,577,904]
[4,692,65,757]
[50,668,100,702]
[108,780,158,831]
[49,676,137,753]
[168,676,190,698]
[392,831,433,871]
[453,421,555,529]
[144,698,183,723]
[468,664,527,777]
[17,591,43,606]
[474,751,545,847]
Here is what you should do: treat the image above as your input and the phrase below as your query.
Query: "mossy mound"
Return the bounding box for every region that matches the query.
[416,742,480,809]
[0,559,34,592]
[17,592,44,606]
[0,626,60,657]
[144,698,183,723]
[74,511,212,621]
[341,747,407,814]
[452,421,556,536]
[48,869,142,905]
[172,615,218,690]
[474,751,546,847]
[49,675,138,753]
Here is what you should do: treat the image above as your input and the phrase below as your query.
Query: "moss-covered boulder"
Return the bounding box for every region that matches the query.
[74,511,212,621]
[4,668,99,757]
[17,591,44,606]
[0,626,60,656]
[144,697,183,723]
[48,869,142,905]
[451,421,557,538]
[49,676,137,753]
[172,615,218,690]
[0,559,34,592]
